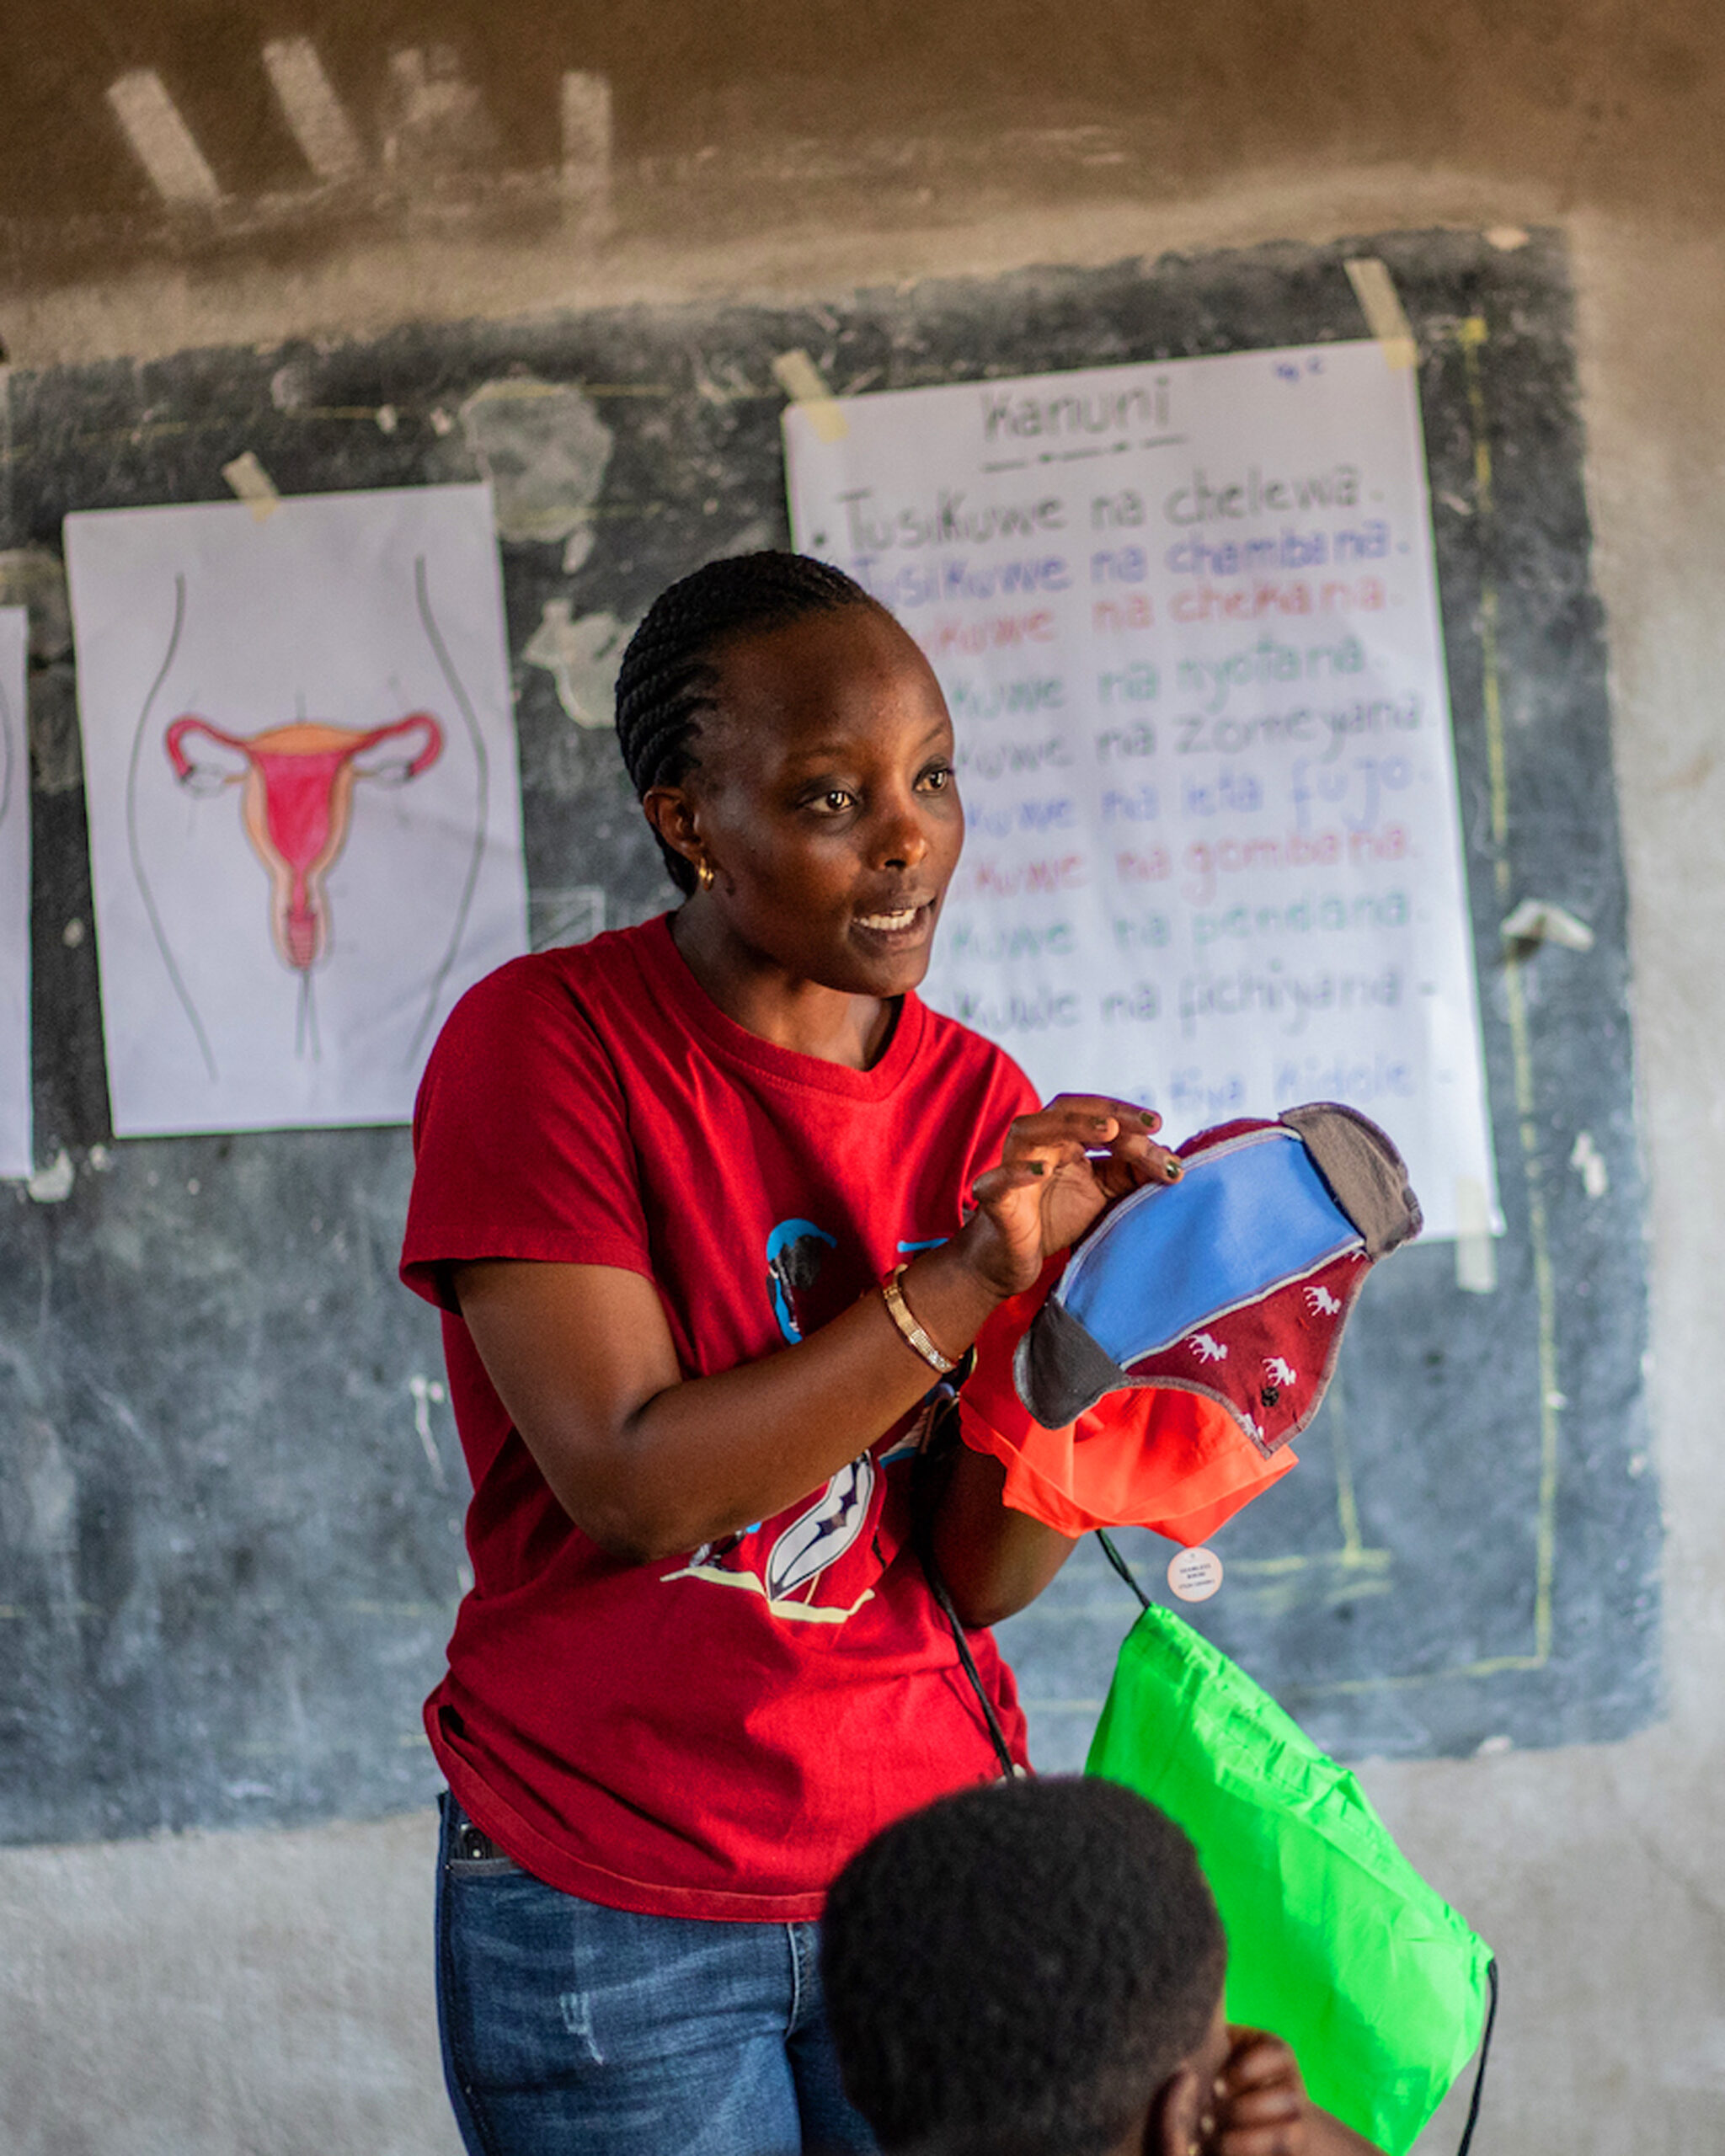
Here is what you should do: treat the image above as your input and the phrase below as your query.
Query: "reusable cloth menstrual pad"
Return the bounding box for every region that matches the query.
[958,1103,1422,1541]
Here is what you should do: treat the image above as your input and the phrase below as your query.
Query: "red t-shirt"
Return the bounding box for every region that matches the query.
[400,915,1037,1920]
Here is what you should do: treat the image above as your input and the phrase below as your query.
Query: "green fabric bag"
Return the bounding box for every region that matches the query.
[1086,1599,1493,2156]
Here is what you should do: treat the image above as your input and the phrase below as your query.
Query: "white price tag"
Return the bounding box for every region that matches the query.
[1167,1546,1225,1603]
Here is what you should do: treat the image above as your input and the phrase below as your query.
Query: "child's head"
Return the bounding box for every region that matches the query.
[821,1776,1228,2156]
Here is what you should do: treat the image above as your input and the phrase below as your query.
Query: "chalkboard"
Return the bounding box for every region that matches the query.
[0,226,1658,1842]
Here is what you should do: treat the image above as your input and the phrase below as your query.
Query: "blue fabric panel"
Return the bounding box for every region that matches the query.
[1060,1131,1360,1366]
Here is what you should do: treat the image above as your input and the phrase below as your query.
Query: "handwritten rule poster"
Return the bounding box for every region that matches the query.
[785,344,1497,1240]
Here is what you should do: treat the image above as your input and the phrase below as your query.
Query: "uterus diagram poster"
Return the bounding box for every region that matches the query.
[785,344,1497,1239]
[0,606,29,1179]
[65,484,527,1137]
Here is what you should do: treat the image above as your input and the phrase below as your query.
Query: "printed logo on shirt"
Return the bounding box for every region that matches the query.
[660,1454,880,1624]
[766,1218,838,1344]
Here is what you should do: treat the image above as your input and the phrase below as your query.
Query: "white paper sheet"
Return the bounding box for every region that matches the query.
[787,344,1497,1238]
[0,607,30,1178]
[65,485,527,1136]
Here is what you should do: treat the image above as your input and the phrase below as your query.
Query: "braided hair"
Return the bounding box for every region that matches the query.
[614,551,883,894]
[820,1777,1226,2156]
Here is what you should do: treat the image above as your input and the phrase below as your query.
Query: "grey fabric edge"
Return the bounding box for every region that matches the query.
[1013,1296,1128,1428]
[1280,1100,1424,1257]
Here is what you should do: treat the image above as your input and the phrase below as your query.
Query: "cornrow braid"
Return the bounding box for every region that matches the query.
[614,551,882,894]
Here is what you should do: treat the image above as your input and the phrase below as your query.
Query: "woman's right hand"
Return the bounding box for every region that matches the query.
[955,1093,1184,1298]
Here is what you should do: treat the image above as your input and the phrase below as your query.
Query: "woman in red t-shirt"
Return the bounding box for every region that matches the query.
[403,552,1183,2156]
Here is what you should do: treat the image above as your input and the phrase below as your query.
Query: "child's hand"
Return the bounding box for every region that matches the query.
[1202,2028,1384,2156]
[1202,2028,1306,2155]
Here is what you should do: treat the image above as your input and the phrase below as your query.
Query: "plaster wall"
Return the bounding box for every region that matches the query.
[3,8,1723,2149]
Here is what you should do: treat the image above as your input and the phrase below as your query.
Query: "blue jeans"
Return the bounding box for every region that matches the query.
[435,1794,881,2156]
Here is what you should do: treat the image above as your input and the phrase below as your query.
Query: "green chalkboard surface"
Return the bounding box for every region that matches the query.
[0,227,1657,1840]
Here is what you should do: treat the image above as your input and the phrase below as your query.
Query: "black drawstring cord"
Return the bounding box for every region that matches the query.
[912,1362,1023,1782]
[1096,1527,1151,1609]
[1454,1957,1498,2156]
[924,1527,1151,1780]
[921,1540,1023,1780]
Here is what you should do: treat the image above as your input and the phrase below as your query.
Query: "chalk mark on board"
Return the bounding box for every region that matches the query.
[408,1373,449,1491]
[1463,309,1560,1673]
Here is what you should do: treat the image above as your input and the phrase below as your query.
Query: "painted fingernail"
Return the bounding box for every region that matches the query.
[1029,1161,1047,1177]
[1139,1108,1159,1126]
[1165,1158,1183,1179]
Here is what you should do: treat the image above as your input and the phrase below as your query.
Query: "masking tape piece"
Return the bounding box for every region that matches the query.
[1454,1176,1498,1295]
[1343,259,1418,371]
[27,1149,75,1203]
[772,350,849,444]
[222,451,281,522]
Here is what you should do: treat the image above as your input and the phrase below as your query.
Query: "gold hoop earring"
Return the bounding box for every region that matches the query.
[695,859,715,893]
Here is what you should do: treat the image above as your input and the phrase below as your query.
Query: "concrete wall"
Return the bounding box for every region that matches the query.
[3,6,1723,2148]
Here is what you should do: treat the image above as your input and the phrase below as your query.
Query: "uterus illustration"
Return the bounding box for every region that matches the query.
[165,711,444,975]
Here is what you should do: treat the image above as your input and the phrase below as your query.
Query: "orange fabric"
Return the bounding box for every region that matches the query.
[958,1283,1296,1544]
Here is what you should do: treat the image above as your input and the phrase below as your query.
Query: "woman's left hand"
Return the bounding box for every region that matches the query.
[964,1094,1183,1297]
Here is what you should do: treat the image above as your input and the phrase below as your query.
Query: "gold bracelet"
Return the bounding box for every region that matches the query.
[880,1263,958,1376]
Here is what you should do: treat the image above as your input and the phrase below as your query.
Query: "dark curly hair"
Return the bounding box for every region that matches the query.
[820,1777,1226,2156]
[613,550,883,894]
